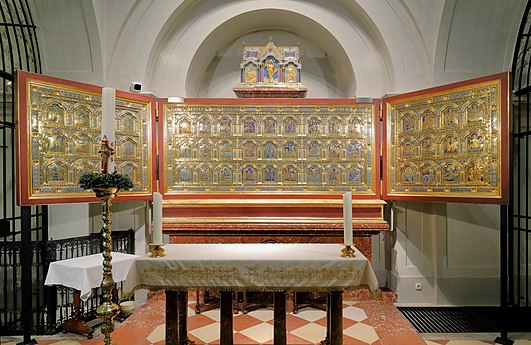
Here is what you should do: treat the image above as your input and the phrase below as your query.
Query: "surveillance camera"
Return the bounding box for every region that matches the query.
[130,81,143,92]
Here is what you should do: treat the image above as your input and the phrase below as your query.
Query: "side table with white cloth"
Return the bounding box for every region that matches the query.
[123,243,379,345]
[45,252,138,338]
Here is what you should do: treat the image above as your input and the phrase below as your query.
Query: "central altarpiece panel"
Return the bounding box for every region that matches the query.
[160,98,386,247]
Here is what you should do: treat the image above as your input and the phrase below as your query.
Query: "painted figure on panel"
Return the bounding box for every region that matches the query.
[308,166,321,183]
[263,118,276,134]
[466,162,484,182]
[347,143,362,158]
[219,141,233,159]
[467,133,483,152]
[283,166,297,183]
[421,165,436,182]
[243,141,257,159]
[243,166,256,183]
[219,118,232,134]
[443,136,459,154]
[328,118,341,134]
[122,113,135,131]
[421,137,435,156]
[401,139,414,157]
[402,165,415,183]
[180,167,192,182]
[244,118,256,133]
[179,120,191,134]
[307,142,321,159]
[178,143,192,159]
[263,142,276,159]
[308,118,320,134]
[47,103,64,123]
[328,167,341,183]
[348,168,361,183]
[245,64,257,83]
[328,142,341,159]
[284,117,297,134]
[219,166,232,183]
[402,114,415,132]
[263,58,279,83]
[263,166,276,182]
[198,143,212,159]
[199,166,212,183]
[285,64,297,82]
[283,142,297,159]
[74,135,91,154]
[198,118,212,134]
[74,106,90,127]
[421,111,436,129]
[443,164,459,182]
[443,107,459,126]
[467,103,484,123]
[348,119,362,134]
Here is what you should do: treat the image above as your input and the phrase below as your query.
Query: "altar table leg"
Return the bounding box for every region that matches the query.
[166,291,179,345]
[273,291,287,345]
[60,289,94,339]
[321,291,342,345]
[177,290,193,344]
[220,291,234,345]
[329,291,343,345]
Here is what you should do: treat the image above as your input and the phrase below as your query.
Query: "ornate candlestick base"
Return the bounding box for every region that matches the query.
[149,243,166,257]
[340,245,356,258]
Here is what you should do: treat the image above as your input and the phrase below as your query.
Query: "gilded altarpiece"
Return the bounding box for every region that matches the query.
[16,71,155,205]
[383,73,509,204]
[162,101,378,196]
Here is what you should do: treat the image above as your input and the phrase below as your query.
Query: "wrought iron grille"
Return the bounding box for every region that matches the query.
[0,0,45,341]
[511,0,531,310]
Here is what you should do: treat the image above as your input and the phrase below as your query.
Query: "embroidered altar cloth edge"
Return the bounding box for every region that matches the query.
[123,244,378,296]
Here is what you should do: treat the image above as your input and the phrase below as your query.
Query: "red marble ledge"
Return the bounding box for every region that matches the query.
[233,86,308,98]
[162,198,386,220]
[165,224,387,260]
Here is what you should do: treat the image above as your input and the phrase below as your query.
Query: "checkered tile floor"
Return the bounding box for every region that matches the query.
[2,297,531,345]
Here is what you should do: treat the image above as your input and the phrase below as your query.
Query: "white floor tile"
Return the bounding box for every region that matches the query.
[238,323,274,343]
[290,323,327,343]
[291,308,326,322]
[146,324,165,343]
[344,322,379,344]
[343,305,368,321]
[188,322,221,343]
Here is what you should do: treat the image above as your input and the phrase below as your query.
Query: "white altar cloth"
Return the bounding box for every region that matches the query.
[45,252,138,300]
[124,244,378,294]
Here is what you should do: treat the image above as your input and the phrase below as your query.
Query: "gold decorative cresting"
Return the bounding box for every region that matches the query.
[340,245,356,258]
[93,187,120,345]
[149,243,166,257]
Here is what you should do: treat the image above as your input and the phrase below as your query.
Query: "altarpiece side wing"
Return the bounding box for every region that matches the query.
[382,72,510,204]
[16,71,156,205]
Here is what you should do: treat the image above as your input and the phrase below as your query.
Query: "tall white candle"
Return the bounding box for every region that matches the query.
[101,87,116,173]
[152,192,163,244]
[342,191,353,246]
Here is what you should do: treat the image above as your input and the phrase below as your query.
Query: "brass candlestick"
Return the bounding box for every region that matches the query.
[94,187,121,345]
[149,243,166,257]
[340,245,356,258]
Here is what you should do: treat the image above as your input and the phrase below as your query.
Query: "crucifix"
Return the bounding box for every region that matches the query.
[99,136,115,174]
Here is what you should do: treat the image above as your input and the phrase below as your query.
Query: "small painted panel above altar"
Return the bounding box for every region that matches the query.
[233,40,307,98]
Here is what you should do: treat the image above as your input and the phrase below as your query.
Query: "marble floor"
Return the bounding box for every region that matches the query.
[2,293,530,345]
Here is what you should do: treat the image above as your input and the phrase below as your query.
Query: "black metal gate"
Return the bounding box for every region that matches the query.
[0,0,46,342]
[506,0,531,343]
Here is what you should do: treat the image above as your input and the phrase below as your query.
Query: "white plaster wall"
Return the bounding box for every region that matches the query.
[29,0,526,305]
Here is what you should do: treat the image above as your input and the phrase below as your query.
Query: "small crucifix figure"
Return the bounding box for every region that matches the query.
[99,136,115,174]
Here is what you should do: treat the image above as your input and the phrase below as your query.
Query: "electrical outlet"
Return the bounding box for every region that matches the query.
[415,283,422,291]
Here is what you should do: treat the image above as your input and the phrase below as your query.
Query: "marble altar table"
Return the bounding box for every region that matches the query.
[124,243,378,345]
